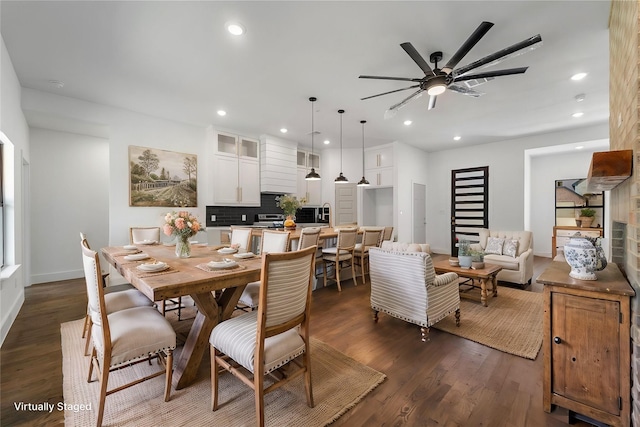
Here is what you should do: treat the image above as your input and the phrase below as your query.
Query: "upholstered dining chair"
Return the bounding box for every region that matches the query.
[237,230,290,311]
[80,233,153,356]
[322,227,358,292]
[353,227,384,286]
[230,226,253,251]
[81,242,176,427]
[381,226,394,244]
[209,245,316,427]
[129,226,161,244]
[298,227,321,250]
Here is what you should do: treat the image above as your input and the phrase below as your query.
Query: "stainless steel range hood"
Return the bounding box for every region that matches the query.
[586,149,633,192]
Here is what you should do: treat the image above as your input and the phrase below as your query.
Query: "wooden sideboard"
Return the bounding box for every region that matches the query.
[551,226,603,258]
[538,261,634,427]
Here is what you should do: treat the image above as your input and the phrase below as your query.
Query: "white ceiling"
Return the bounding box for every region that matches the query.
[0,1,611,152]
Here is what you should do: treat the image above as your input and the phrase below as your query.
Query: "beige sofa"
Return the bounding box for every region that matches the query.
[470,229,533,287]
[369,243,460,342]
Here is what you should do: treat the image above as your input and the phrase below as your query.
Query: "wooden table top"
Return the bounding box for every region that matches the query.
[102,244,262,301]
[433,259,502,279]
[536,260,634,296]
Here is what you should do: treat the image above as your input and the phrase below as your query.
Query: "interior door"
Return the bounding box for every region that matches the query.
[412,183,426,243]
[450,166,489,254]
[335,183,357,225]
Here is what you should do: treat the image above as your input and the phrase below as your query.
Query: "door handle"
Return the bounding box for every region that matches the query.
[553,336,562,344]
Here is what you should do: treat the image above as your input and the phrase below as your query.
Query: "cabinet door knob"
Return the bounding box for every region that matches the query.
[553,336,562,344]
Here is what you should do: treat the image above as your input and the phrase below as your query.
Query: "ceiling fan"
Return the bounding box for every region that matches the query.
[359,22,542,118]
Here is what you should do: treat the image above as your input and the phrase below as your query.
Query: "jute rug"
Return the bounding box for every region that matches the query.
[433,286,543,360]
[61,319,385,426]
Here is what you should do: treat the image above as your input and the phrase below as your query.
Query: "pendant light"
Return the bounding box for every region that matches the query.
[357,120,370,187]
[305,97,321,181]
[334,109,349,184]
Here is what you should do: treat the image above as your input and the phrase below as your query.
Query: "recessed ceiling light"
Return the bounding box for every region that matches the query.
[572,112,584,118]
[226,22,245,36]
[403,120,412,126]
[280,128,288,133]
[575,93,585,102]
[217,110,227,116]
[453,136,461,141]
[571,72,587,81]
[323,139,330,145]
[575,146,584,150]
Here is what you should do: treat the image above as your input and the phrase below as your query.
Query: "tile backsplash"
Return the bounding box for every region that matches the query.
[206,194,281,226]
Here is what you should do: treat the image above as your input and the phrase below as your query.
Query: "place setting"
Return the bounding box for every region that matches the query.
[197,257,247,273]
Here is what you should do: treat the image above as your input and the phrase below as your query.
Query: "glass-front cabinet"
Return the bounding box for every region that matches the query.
[555,178,604,229]
[212,132,260,206]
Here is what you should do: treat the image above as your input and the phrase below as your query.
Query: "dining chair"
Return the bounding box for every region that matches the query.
[298,227,321,250]
[81,242,176,427]
[129,226,161,244]
[237,230,290,311]
[382,226,394,244]
[322,227,358,292]
[209,246,316,427]
[80,233,154,356]
[129,226,187,319]
[353,227,385,286]
[230,226,253,251]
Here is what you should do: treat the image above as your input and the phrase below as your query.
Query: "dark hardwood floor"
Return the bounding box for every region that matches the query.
[1,255,591,426]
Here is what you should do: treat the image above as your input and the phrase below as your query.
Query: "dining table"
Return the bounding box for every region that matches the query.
[102,243,262,390]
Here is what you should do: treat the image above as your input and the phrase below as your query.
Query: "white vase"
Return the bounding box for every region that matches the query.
[564,237,597,280]
[458,255,472,269]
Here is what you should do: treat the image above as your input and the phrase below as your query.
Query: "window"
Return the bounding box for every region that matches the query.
[0,142,4,268]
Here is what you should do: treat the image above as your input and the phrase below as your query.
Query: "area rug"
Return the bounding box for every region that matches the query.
[433,286,543,360]
[61,319,385,426]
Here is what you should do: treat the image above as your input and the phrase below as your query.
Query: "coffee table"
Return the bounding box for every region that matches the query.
[433,260,502,307]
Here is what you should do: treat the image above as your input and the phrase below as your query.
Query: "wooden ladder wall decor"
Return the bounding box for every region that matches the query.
[450,166,489,255]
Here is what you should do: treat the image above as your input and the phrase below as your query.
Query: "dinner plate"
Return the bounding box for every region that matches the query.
[135,240,157,245]
[123,245,138,251]
[233,252,255,259]
[207,260,238,269]
[217,248,238,254]
[124,253,150,261]
[137,262,168,272]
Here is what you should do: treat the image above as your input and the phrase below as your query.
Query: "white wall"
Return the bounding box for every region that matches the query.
[395,142,429,243]
[21,89,207,284]
[29,128,109,283]
[526,139,609,257]
[0,36,30,345]
[426,124,609,254]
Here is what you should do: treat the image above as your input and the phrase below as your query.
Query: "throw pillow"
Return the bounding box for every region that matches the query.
[485,237,505,255]
[504,239,519,258]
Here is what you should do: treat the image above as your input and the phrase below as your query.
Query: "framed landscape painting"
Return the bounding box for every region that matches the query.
[129,145,197,207]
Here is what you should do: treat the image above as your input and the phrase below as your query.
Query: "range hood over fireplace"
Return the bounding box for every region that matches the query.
[586,149,633,192]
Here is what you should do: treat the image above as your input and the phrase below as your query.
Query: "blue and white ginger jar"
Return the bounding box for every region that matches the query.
[563,237,598,280]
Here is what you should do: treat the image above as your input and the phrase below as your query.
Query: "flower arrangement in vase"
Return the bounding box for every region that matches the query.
[163,211,201,258]
[275,194,306,229]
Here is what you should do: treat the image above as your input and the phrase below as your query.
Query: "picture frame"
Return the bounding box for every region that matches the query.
[129,145,197,207]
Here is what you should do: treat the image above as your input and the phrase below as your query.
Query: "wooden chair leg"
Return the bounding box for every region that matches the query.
[84,319,93,356]
[210,345,219,411]
[322,259,328,289]
[254,369,265,427]
[350,257,356,287]
[82,313,90,338]
[164,349,173,402]
[87,347,96,383]
[96,355,110,427]
[335,260,342,292]
[303,348,314,408]
[420,326,430,342]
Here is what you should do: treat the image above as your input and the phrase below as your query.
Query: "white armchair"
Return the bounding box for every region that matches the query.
[369,245,460,342]
[470,229,533,288]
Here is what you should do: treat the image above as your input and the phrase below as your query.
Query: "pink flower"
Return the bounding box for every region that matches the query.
[192,221,201,232]
[175,217,186,230]
[163,224,174,236]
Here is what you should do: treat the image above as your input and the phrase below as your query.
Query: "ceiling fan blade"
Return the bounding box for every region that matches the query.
[447,84,485,98]
[443,21,494,73]
[361,85,421,101]
[428,95,437,110]
[453,67,529,82]
[359,75,422,82]
[400,42,435,77]
[387,88,425,113]
[452,34,542,78]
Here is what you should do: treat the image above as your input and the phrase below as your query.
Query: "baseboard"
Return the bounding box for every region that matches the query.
[1,289,24,347]
[30,269,83,285]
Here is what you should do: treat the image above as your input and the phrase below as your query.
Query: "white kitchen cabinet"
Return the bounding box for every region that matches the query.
[296,149,322,205]
[365,144,394,188]
[260,135,297,194]
[211,132,260,206]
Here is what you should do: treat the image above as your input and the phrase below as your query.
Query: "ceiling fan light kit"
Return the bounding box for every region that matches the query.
[359,21,542,115]
[335,109,349,184]
[305,97,321,181]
